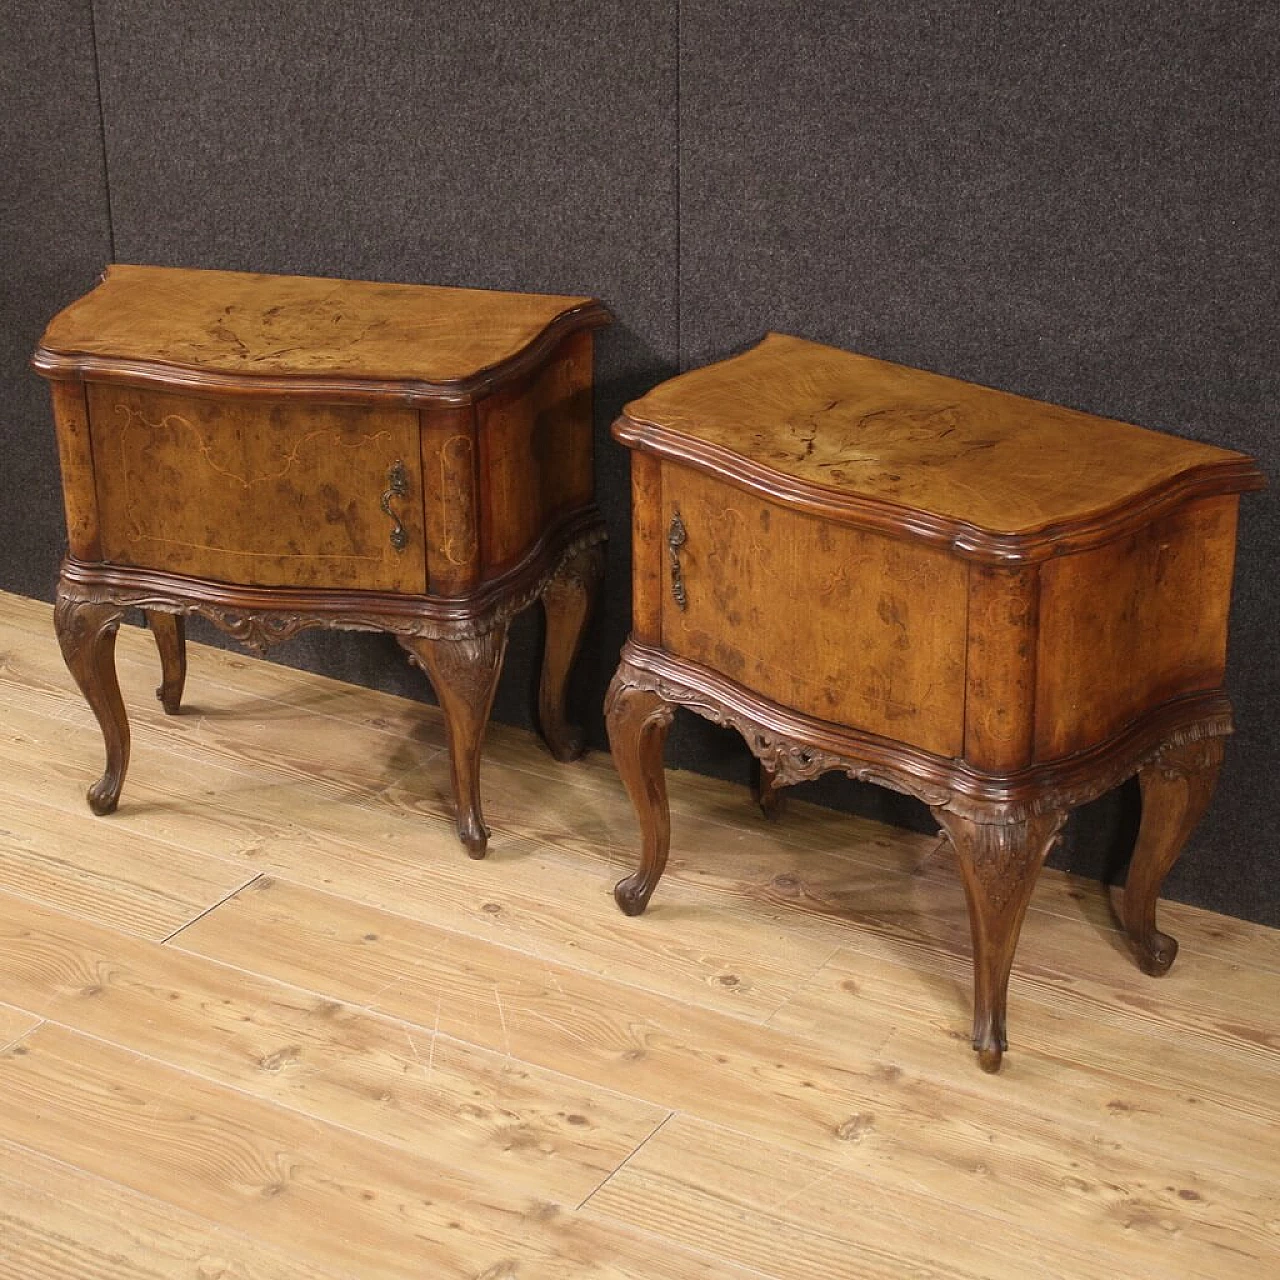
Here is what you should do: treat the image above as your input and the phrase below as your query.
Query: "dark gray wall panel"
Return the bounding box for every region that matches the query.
[678,1,1279,924]
[91,0,678,732]
[0,1,113,600]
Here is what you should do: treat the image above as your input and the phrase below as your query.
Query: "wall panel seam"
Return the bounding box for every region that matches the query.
[85,0,116,261]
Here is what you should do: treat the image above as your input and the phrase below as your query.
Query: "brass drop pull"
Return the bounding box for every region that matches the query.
[667,508,688,610]
[381,460,409,551]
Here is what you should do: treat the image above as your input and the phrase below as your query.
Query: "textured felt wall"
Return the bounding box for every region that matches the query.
[2,1,1275,925]
[0,0,113,599]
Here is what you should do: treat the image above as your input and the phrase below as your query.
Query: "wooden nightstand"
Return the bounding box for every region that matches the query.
[606,333,1263,1071]
[35,264,610,857]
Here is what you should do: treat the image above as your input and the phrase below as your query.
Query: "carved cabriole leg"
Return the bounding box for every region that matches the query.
[605,671,675,916]
[147,611,187,714]
[753,760,787,820]
[538,539,605,762]
[1123,736,1225,977]
[54,587,129,815]
[932,806,1067,1073]
[400,623,509,858]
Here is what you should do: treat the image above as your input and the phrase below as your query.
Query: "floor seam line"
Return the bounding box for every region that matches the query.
[161,873,265,944]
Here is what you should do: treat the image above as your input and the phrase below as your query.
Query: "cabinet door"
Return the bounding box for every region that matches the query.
[86,384,427,592]
[660,465,967,758]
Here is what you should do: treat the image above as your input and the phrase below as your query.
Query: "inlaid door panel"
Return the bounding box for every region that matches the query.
[86,384,427,592]
[660,465,967,757]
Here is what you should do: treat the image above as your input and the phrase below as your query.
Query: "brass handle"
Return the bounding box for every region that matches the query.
[667,508,687,610]
[380,460,409,551]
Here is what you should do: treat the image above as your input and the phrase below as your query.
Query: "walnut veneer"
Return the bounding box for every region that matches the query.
[35,265,611,856]
[607,333,1264,1072]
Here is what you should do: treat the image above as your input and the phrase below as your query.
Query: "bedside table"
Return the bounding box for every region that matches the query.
[606,334,1263,1071]
[35,265,610,857]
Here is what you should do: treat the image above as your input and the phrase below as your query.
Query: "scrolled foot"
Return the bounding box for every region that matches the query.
[613,872,658,916]
[87,777,122,816]
[1132,929,1179,978]
[976,1040,1004,1074]
[458,811,490,860]
[972,1002,1009,1073]
[544,725,584,765]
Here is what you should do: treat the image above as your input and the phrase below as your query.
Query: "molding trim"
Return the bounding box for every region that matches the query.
[613,416,1264,566]
[58,520,607,653]
[33,303,612,407]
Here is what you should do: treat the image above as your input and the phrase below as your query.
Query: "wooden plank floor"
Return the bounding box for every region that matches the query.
[1,587,1277,1279]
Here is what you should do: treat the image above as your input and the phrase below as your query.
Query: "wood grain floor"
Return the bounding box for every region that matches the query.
[0,587,1277,1279]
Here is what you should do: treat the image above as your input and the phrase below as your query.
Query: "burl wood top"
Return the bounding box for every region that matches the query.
[618,334,1262,549]
[35,264,609,400]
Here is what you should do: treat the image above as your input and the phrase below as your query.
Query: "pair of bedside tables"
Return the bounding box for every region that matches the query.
[35,266,1263,1071]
